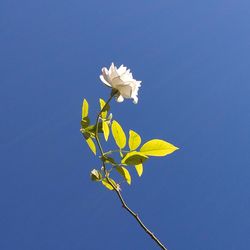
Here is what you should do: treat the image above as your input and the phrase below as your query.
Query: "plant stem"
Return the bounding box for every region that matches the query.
[94,90,118,171]
[103,149,130,156]
[113,188,168,250]
[94,92,168,250]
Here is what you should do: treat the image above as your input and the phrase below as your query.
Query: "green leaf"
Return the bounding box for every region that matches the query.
[81,129,95,139]
[100,155,117,165]
[82,99,89,119]
[140,139,179,156]
[85,137,96,155]
[84,123,103,135]
[102,121,110,141]
[81,99,90,128]
[121,151,148,165]
[101,178,117,190]
[116,166,131,185]
[83,132,92,140]
[129,130,141,151]
[99,98,110,118]
[111,120,126,149]
[135,163,143,177]
[90,169,102,181]
[81,117,90,128]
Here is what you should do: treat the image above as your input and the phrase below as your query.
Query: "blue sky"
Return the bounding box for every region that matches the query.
[1,0,250,249]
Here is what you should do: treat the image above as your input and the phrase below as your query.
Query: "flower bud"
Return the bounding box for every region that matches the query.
[90,169,102,181]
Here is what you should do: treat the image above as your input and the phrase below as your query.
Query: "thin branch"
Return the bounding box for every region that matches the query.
[103,149,130,156]
[113,188,167,250]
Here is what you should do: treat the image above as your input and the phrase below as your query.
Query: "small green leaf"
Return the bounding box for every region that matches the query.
[129,130,141,151]
[140,139,179,157]
[83,132,90,139]
[102,121,110,141]
[82,99,89,119]
[90,169,102,181]
[116,166,131,185]
[81,129,95,139]
[121,151,148,165]
[102,178,117,190]
[99,98,110,118]
[111,120,126,149]
[85,137,96,155]
[85,123,103,134]
[100,155,117,165]
[81,99,90,128]
[135,163,143,177]
[81,117,90,128]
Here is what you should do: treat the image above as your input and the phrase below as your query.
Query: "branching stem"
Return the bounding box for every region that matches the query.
[94,90,118,172]
[94,92,168,250]
[103,149,130,156]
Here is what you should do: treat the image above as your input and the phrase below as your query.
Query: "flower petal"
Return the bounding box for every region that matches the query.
[132,96,138,104]
[111,76,130,88]
[118,85,133,98]
[116,94,124,102]
[120,72,133,82]
[117,65,127,75]
[101,67,112,85]
[100,75,111,87]
[109,63,119,80]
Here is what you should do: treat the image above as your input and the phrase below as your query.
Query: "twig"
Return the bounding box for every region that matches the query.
[109,181,168,250]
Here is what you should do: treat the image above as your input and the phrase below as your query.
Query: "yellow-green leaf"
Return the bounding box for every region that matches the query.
[83,132,90,139]
[111,120,126,149]
[135,164,143,177]
[102,121,110,141]
[140,139,179,156]
[82,99,89,119]
[101,155,116,165]
[85,124,102,134]
[85,137,96,155]
[101,178,117,190]
[121,151,148,165]
[81,117,90,128]
[99,98,109,118]
[116,166,131,185]
[129,130,141,151]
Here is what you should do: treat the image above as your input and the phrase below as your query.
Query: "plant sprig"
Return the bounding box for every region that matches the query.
[80,91,179,250]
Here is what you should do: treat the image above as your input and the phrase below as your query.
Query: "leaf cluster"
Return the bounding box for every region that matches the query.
[81,98,179,191]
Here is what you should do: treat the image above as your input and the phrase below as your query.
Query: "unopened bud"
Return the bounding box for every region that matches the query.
[90,169,102,181]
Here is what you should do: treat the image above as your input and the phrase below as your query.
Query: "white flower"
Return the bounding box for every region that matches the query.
[100,63,142,104]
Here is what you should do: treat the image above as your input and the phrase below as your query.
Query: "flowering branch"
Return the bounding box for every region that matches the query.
[80,63,179,250]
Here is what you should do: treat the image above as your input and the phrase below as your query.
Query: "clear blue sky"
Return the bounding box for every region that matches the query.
[1,0,250,249]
